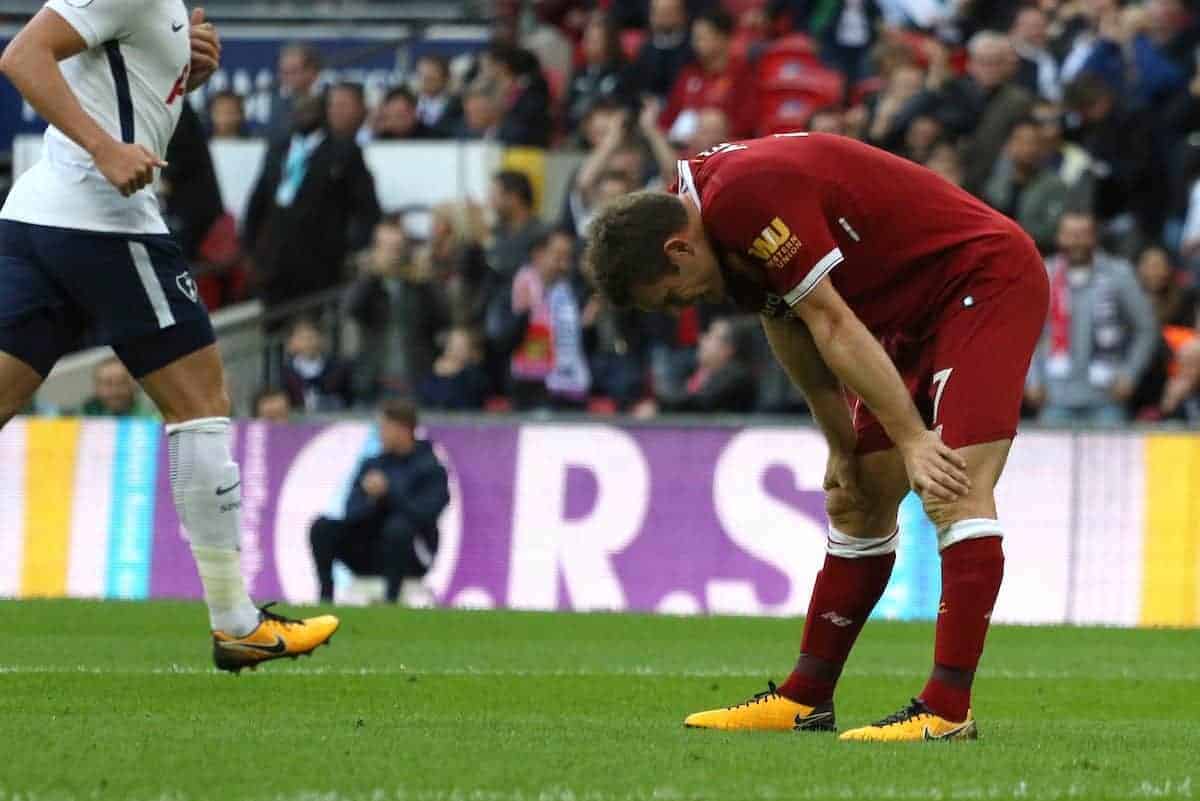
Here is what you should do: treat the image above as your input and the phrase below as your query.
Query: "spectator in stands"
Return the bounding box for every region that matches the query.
[417,327,490,411]
[662,10,757,142]
[208,90,247,139]
[864,62,926,151]
[522,0,575,89]
[906,31,1035,194]
[1011,6,1062,101]
[924,141,964,187]
[78,357,152,418]
[309,399,449,605]
[1063,76,1165,254]
[1030,99,1095,214]
[487,170,542,279]
[1132,245,1198,418]
[586,293,648,413]
[1056,0,1114,88]
[492,46,553,148]
[344,215,448,402]
[1083,4,1187,109]
[413,55,462,137]
[484,169,545,398]
[1160,331,1200,421]
[456,83,502,140]
[568,104,638,232]
[326,82,369,145]
[808,106,847,136]
[1145,0,1200,75]
[372,87,436,141]
[899,114,945,164]
[983,117,1069,253]
[634,0,694,100]
[564,10,634,133]
[1026,213,1159,425]
[814,0,883,85]
[506,229,591,410]
[253,387,292,423]
[265,43,322,142]
[635,318,757,417]
[243,93,381,318]
[417,202,490,326]
[1137,245,1198,328]
[281,317,354,412]
[684,105,733,155]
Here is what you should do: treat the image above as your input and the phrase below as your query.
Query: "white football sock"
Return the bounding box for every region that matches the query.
[167,417,260,636]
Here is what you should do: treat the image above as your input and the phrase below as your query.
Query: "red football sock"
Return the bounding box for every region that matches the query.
[921,535,1005,722]
[777,550,896,706]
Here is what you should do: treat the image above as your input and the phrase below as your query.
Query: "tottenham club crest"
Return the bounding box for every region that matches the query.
[176,272,199,304]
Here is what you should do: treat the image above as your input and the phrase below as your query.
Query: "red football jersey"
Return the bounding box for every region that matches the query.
[676,133,1030,336]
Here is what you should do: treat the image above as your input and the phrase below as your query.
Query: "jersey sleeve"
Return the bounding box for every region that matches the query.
[705,170,844,307]
[45,0,137,49]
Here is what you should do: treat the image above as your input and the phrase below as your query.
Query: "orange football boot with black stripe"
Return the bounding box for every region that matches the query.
[211,603,340,673]
[839,698,978,742]
[683,681,837,732]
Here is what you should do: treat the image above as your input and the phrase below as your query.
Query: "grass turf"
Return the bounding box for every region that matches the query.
[0,601,1196,801]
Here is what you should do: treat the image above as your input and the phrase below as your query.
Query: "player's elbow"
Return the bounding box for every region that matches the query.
[0,36,42,83]
[793,299,850,348]
[0,41,23,78]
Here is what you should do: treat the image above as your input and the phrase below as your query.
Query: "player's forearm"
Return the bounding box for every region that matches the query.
[800,307,928,451]
[761,316,857,451]
[1,45,114,157]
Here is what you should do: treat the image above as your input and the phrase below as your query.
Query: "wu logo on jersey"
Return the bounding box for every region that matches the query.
[748,217,802,270]
[176,272,199,304]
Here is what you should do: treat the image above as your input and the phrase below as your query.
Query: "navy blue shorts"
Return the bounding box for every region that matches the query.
[0,220,216,378]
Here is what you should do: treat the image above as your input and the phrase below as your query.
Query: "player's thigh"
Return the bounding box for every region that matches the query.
[29,225,216,381]
[0,350,45,426]
[0,221,83,420]
[920,438,1012,530]
[929,260,1047,451]
[827,446,911,537]
[136,341,229,424]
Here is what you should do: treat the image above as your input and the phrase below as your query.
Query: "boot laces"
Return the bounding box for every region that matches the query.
[728,681,782,710]
[258,602,303,627]
[874,698,930,727]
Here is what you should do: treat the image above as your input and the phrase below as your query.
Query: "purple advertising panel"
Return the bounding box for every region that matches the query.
[146,421,837,618]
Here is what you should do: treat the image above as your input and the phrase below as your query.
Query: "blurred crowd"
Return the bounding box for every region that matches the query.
[65,0,1200,423]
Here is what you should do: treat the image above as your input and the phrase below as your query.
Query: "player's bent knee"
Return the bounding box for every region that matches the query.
[825,493,898,540]
[157,383,231,424]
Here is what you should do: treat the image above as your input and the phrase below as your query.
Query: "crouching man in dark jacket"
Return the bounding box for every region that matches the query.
[310,400,450,603]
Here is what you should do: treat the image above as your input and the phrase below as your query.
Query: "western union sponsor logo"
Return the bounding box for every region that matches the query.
[748,217,801,269]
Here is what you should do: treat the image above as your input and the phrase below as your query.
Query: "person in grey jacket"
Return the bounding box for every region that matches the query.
[1026,212,1160,425]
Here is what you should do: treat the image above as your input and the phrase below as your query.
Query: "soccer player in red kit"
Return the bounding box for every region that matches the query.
[585,133,1050,741]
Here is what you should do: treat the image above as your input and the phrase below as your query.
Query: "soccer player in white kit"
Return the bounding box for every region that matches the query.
[0,1,339,672]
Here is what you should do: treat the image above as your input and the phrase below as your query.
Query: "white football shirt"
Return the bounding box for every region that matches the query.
[1,0,191,234]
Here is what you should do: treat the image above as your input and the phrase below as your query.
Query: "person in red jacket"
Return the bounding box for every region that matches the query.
[660,9,758,143]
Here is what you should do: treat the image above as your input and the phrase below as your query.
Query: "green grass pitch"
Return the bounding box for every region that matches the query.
[0,600,1196,801]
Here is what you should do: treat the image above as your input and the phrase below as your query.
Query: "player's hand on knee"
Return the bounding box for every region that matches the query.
[93,140,168,197]
[899,429,970,503]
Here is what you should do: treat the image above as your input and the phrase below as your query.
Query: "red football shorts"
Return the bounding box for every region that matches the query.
[852,237,1050,454]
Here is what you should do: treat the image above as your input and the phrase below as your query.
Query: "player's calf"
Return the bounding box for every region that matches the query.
[907,441,1009,725]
